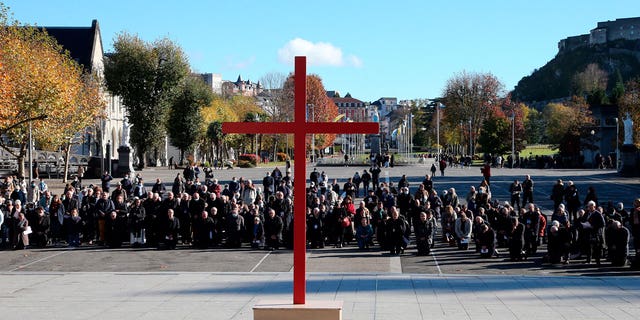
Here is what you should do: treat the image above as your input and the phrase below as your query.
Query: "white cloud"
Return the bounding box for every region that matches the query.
[278,38,362,67]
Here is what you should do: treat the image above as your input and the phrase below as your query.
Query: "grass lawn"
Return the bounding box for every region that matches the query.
[521,144,557,157]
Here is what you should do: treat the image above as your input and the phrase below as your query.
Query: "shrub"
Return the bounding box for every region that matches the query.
[239,154,258,165]
[237,160,256,168]
[277,152,289,161]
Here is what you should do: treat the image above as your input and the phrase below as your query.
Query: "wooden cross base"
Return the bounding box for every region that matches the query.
[253,300,343,320]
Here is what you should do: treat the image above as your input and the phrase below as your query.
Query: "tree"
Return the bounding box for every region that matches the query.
[543,96,594,156]
[167,76,213,163]
[572,63,608,106]
[441,71,504,155]
[206,121,224,162]
[523,105,545,145]
[619,78,640,147]
[0,10,105,178]
[477,114,510,156]
[281,74,339,154]
[104,33,189,168]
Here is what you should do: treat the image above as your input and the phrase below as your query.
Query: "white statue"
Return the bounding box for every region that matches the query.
[121,117,131,147]
[623,112,634,145]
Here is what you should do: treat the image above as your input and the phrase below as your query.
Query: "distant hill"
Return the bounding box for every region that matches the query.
[512,39,640,103]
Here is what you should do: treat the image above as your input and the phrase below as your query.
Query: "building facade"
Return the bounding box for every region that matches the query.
[43,20,126,170]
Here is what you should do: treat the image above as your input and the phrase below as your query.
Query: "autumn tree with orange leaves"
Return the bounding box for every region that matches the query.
[0,6,105,179]
[282,74,339,157]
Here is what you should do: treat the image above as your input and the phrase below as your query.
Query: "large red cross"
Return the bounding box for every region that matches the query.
[223,56,379,304]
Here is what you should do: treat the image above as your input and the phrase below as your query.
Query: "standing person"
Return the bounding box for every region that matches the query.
[522,203,541,255]
[551,179,565,210]
[564,181,580,224]
[583,186,599,208]
[361,170,371,195]
[100,171,113,193]
[583,201,605,264]
[481,162,491,185]
[430,163,437,178]
[438,158,447,176]
[522,175,534,205]
[172,173,185,196]
[509,179,522,210]
[262,172,275,200]
[152,179,166,198]
[370,166,381,191]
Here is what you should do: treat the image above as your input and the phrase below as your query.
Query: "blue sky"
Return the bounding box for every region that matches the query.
[4,0,638,102]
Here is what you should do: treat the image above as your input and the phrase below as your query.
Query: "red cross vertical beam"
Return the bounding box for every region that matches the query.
[223,56,379,304]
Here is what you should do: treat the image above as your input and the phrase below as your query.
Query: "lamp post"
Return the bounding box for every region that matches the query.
[615,117,619,171]
[254,113,260,159]
[509,112,515,168]
[468,119,472,157]
[307,104,315,162]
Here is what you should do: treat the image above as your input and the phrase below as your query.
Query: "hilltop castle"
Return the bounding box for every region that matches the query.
[558,17,640,53]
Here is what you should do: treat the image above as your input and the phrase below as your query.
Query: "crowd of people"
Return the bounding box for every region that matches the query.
[1,163,638,269]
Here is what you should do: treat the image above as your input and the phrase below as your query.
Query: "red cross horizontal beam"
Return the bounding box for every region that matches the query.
[222,122,379,134]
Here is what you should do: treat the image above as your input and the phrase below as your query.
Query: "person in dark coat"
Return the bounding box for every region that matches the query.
[66,208,82,247]
[606,220,629,266]
[250,216,264,249]
[546,221,571,264]
[264,208,283,250]
[509,217,525,261]
[104,211,125,248]
[128,197,146,246]
[193,210,215,249]
[226,207,245,248]
[522,203,541,255]
[414,212,434,255]
[551,179,565,210]
[385,207,406,255]
[584,201,605,264]
[31,206,50,248]
[159,209,180,249]
[307,208,324,249]
[478,224,496,258]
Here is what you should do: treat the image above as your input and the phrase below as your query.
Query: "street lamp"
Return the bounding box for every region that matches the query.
[307,104,315,162]
[254,113,260,159]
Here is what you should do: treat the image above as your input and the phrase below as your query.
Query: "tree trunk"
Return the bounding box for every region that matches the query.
[180,149,184,165]
[16,144,27,179]
[62,142,71,183]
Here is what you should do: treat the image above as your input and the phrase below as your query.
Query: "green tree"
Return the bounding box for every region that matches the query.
[477,114,510,156]
[167,76,213,163]
[104,33,189,168]
[543,96,594,156]
[523,106,545,144]
[206,121,224,161]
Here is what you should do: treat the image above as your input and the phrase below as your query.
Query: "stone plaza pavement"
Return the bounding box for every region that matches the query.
[1,271,640,320]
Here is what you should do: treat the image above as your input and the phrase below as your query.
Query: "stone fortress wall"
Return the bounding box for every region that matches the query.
[558,17,640,53]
